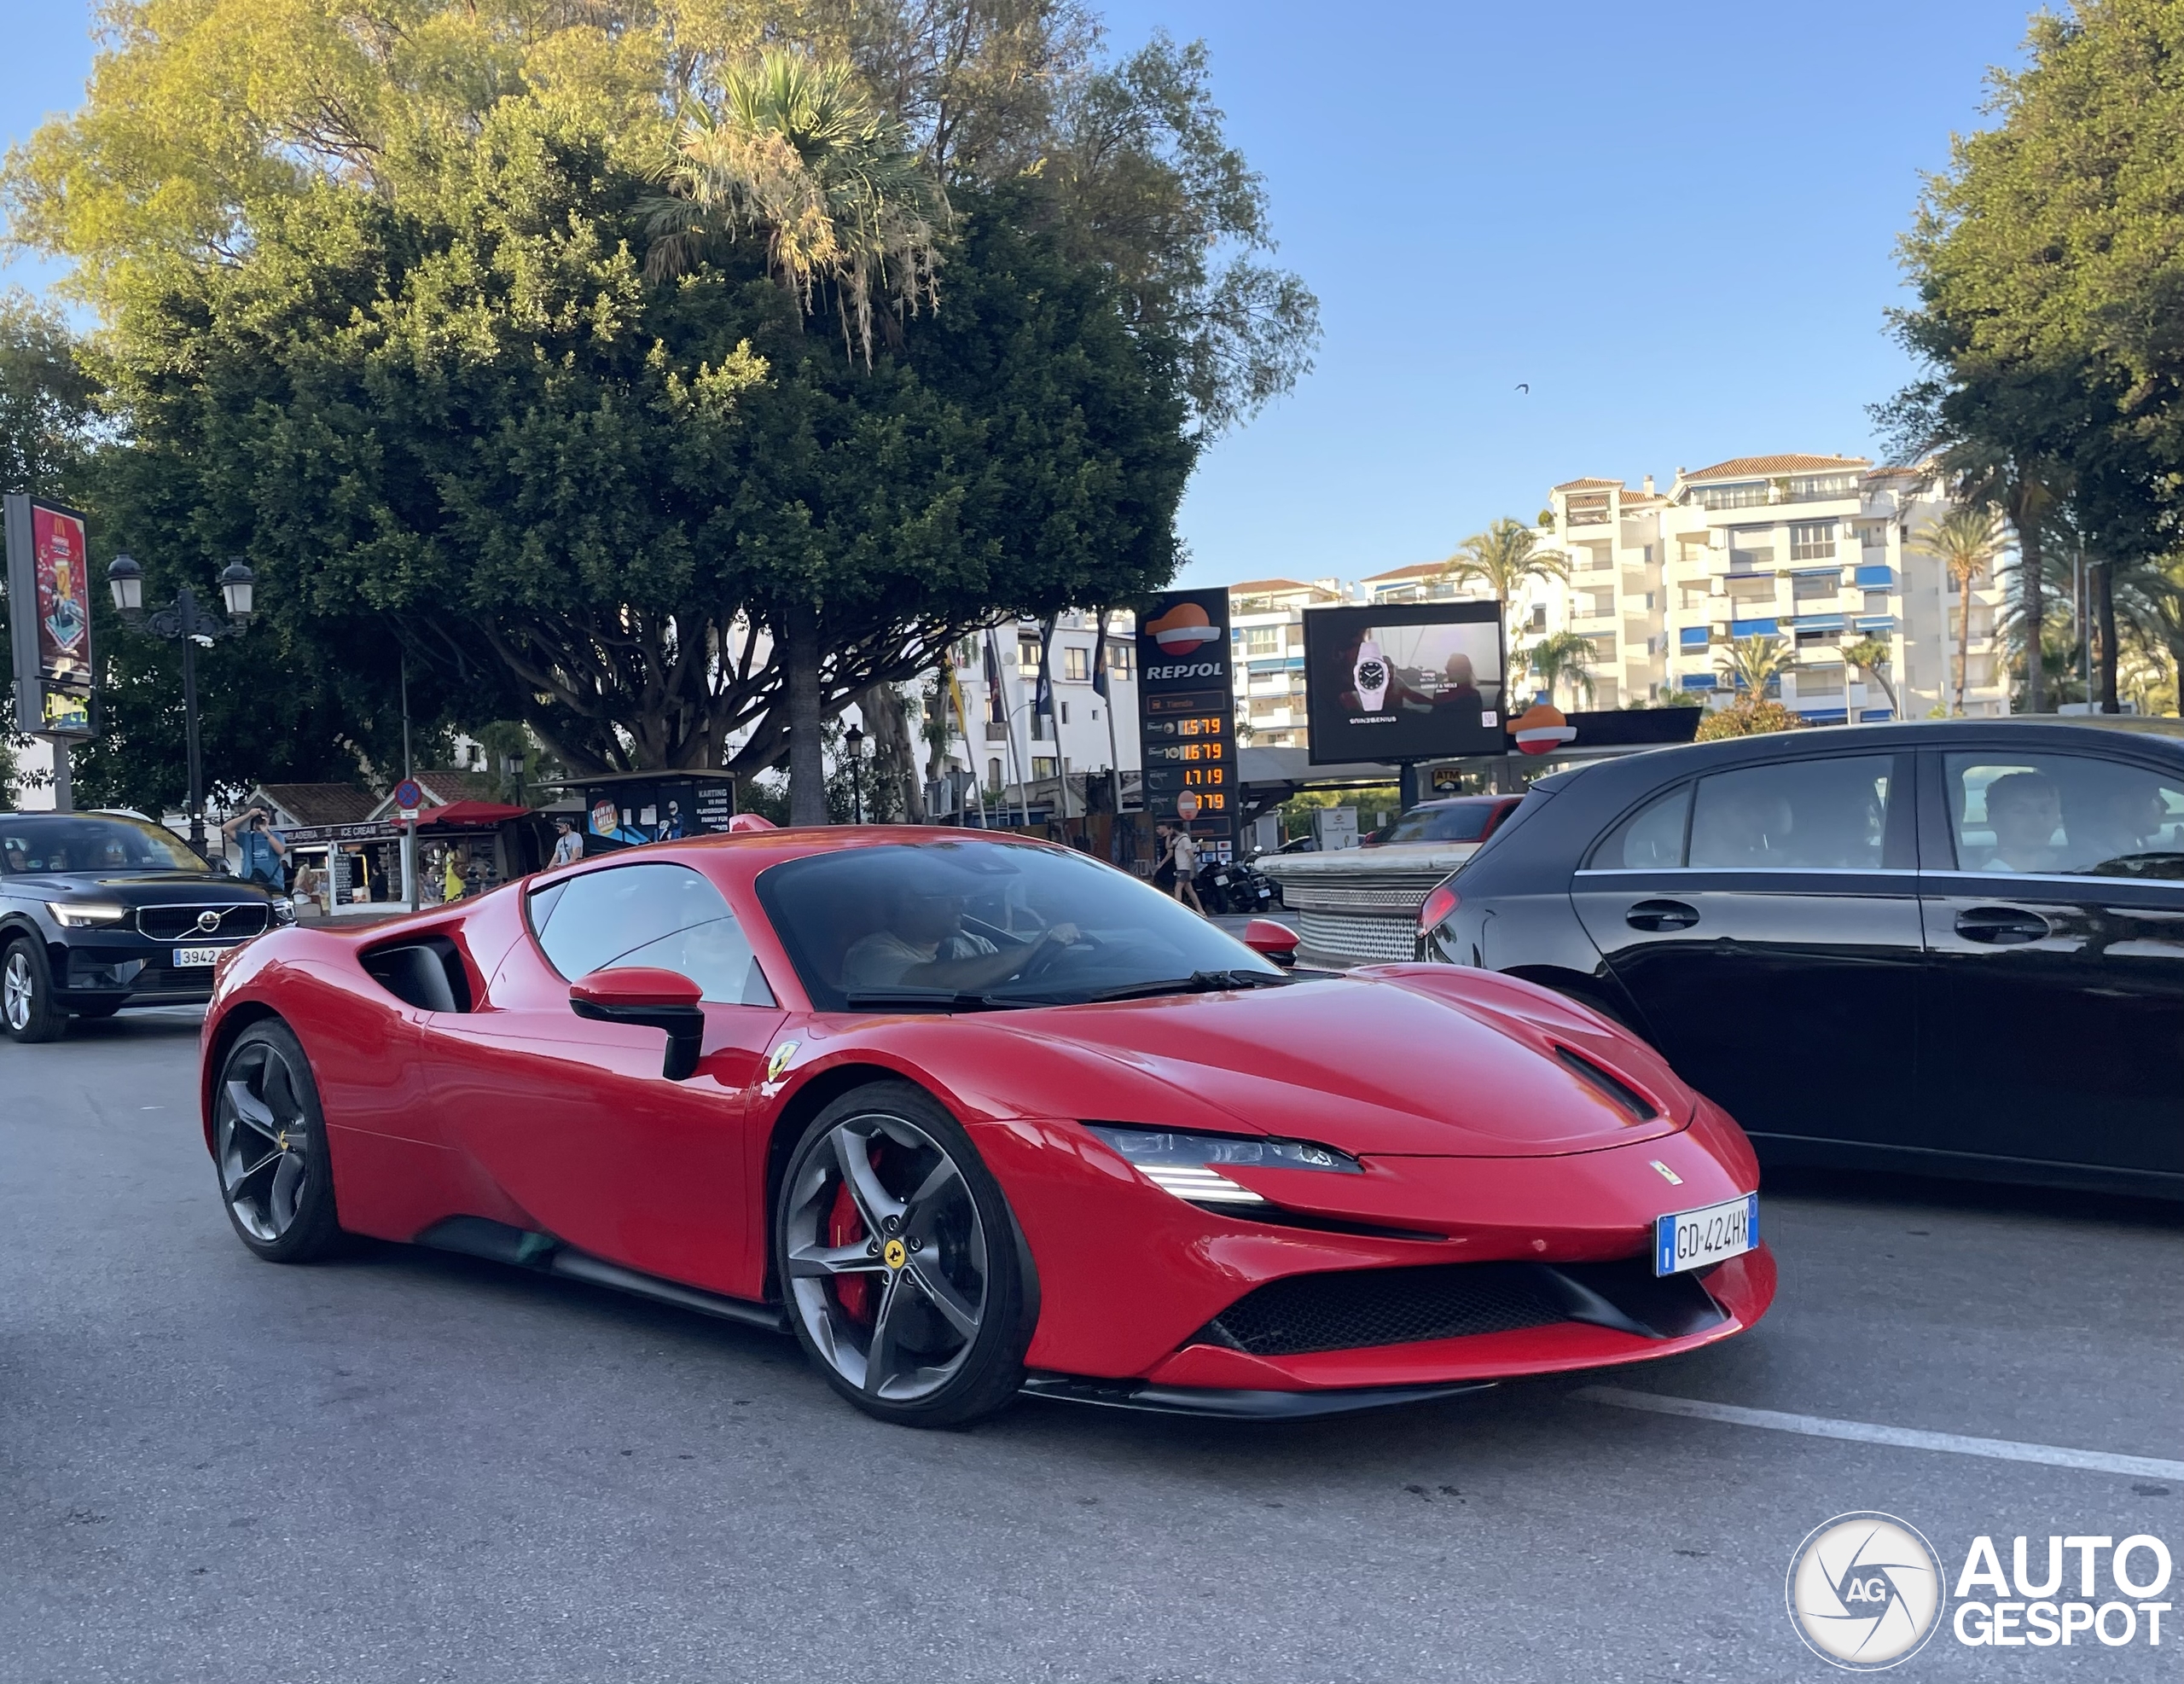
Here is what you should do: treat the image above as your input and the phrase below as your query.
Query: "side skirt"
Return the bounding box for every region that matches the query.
[415,1216,789,1334]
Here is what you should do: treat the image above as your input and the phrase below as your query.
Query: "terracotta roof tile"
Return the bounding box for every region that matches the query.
[254,783,378,826]
[1680,453,1872,482]
[1228,578,1321,595]
[1553,477,1627,492]
[1361,561,1451,583]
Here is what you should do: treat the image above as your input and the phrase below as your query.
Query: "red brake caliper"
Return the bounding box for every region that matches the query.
[827,1176,874,1325]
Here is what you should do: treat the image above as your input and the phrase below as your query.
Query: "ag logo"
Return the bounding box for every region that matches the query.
[1786,1512,1945,1669]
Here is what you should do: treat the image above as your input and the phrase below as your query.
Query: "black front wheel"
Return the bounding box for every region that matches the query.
[1,937,67,1042]
[775,1082,1031,1427]
[212,1019,344,1263]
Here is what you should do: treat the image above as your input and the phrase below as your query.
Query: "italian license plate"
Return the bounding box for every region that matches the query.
[174,946,223,967]
[1653,1193,1758,1276]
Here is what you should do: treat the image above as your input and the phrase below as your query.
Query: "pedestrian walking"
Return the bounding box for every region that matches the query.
[442,845,469,904]
[1170,824,1205,915]
[220,803,289,890]
[1152,822,1177,895]
[549,816,582,868]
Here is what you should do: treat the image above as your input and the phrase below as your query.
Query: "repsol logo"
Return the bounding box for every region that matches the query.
[1146,660,1225,682]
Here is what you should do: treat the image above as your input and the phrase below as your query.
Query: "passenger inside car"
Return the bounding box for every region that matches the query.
[1980,772,2066,874]
[840,885,1079,992]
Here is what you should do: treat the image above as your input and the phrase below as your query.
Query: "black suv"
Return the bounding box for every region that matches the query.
[0,811,293,1042]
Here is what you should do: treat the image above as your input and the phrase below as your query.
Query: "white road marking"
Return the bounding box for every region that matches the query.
[1573,1385,2184,1481]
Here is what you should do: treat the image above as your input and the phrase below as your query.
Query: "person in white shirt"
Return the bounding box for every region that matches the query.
[841,891,1081,993]
[1170,826,1205,914]
[1982,772,2065,874]
[549,816,583,868]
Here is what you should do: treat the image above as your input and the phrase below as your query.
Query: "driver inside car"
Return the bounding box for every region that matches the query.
[840,885,1081,993]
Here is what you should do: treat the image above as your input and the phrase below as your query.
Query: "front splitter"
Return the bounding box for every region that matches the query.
[1019,1372,1496,1420]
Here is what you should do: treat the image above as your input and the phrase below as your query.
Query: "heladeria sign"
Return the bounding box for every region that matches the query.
[4,495,96,738]
[1134,588,1235,855]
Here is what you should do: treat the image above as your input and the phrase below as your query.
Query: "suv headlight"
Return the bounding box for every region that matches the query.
[48,902,128,928]
[271,897,297,926]
[1085,1124,1362,1205]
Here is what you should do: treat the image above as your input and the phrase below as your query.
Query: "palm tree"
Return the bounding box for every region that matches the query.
[1525,630,1598,711]
[1839,636,1899,717]
[1442,518,1571,707]
[648,52,948,364]
[1716,634,1792,698]
[1908,505,2007,714]
[648,52,948,824]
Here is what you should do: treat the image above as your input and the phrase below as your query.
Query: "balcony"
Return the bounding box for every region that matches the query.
[983,722,1009,742]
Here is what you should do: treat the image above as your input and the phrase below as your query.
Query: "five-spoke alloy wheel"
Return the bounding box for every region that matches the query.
[776,1082,1031,1426]
[1,937,67,1042]
[214,1020,342,1262]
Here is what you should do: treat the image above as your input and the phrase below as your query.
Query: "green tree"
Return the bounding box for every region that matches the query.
[7,3,1305,798]
[1907,505,2007,713]
[1442,517,1570,706]
[1838,635,1900,717]
[1524,630,1596,711]
[648,47,950,820]
[1715,634,1792,698]
[1882,0,2184,715]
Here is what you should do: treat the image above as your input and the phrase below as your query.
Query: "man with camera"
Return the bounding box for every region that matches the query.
[219,803,290,891]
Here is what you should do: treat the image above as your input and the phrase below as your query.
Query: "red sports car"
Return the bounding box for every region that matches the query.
[200,828,1774,1426]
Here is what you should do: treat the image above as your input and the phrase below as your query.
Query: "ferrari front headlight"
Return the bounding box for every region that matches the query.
[1085,1125,1362,1204]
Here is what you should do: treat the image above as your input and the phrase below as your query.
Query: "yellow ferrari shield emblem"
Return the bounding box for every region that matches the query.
[882,1237,907,1270]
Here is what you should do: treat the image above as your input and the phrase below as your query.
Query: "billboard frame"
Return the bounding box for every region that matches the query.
[4,493,96,740]
[1301,598,1507,767]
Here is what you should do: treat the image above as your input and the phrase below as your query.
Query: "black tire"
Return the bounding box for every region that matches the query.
[775,1081,1031,1427]
[211,1019,344,1263]
[1,936,68,1042]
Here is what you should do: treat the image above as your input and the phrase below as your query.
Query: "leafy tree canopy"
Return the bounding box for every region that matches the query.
[5,3,1294,775]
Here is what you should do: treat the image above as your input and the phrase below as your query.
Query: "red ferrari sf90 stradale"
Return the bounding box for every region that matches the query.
[200,828,1774,1426]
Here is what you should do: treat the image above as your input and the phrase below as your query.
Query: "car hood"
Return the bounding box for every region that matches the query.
[973,971,1691,1157]
[11,874,271,903]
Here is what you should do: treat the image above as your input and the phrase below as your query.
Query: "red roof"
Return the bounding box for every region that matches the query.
[1553,477,1625,492]
[412,800,533,829]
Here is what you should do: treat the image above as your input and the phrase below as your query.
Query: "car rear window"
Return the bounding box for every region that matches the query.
[1378,801,1510,845]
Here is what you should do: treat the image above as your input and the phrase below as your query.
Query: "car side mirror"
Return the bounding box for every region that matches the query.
[569,967,706,1080]
[1241,918,1299,969]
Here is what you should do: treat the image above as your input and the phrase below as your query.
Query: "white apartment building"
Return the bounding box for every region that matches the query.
[934,609,1141,801]
[1367,454,2009,723]
[1228,578,1345,748]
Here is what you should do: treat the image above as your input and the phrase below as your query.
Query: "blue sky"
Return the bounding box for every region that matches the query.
[3,2,2036,589]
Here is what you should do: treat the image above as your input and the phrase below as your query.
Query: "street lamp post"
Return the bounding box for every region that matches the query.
[106,555,258,855]
[845,723,866,824]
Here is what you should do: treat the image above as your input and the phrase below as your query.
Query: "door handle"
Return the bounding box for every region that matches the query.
[1625,898,1700,932]
[1955,906,2050,945]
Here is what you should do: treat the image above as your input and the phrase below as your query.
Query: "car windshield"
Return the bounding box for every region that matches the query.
[0,815,206,874]
[1373,801,1504,845]
[756,839,1289,1010]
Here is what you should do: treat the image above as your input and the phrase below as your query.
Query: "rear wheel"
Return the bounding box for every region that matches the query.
[775,1082,1030,1427]
[212,1020,343,1263]
[1,938,67,1042]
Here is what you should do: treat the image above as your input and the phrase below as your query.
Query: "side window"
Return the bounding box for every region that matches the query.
[1688,755,1894,869]
[1944,752,2184,880]
[1588,784,1692,869]
[527,863,775,1005]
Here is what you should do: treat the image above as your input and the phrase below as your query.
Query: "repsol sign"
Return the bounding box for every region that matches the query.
[1144,659,1225,682]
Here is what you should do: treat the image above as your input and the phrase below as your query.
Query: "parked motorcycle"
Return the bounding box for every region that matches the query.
[1201,856,1276,915]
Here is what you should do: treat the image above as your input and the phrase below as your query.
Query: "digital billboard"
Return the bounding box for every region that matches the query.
[1134,588,1236,853]
[4,495,96,739]
[1302,600,1506,764]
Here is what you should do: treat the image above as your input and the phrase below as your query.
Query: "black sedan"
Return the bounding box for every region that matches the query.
[1,811,292,1042]
[1417,718,2184,1198]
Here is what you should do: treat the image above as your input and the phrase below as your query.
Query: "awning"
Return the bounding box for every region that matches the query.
[412,800,533,829]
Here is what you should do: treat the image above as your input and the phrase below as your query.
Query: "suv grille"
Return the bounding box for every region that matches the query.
[136,903,271,941]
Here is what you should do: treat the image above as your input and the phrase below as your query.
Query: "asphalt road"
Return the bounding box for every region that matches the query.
[3,1010,2179,1684]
